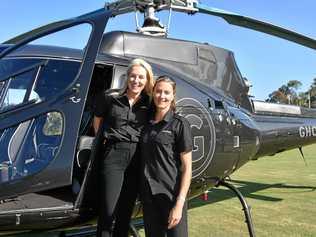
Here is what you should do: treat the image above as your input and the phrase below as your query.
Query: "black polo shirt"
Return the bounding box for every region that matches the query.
[94,92,150,143]
[140,110,192,201]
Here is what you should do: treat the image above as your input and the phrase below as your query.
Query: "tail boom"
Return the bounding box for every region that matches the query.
[253,115,316,158]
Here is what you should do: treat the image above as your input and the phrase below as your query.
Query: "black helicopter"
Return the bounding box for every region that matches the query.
[0,0,316,236]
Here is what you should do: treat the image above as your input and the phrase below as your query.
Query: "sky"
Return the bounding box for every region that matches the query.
[1,0,316,100]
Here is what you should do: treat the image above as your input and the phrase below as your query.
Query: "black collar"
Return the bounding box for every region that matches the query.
[117,92,149,105]
[162,109,174,122]
[150,109,174,124]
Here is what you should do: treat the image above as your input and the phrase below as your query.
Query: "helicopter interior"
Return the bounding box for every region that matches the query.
[0,61,125,214]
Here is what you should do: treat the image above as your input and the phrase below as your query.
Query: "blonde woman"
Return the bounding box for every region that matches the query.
[140,76,192,237]
[93,58,154,237]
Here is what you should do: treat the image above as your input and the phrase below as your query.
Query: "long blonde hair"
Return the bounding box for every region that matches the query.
[153,75,176,111]
[125,58,154,98]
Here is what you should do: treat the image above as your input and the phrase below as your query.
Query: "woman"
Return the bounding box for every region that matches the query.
[140,76,192,237]
[93,58,154,237]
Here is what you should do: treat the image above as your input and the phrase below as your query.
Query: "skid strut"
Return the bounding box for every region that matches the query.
[129,222,141,237]
[217,180,256,237]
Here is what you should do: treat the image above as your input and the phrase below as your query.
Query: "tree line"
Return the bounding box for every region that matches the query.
[265,78,316,108]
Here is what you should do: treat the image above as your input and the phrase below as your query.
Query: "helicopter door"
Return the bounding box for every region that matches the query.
[0,9,111,199]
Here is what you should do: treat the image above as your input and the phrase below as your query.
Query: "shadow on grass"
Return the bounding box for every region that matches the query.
[189,179,316,209]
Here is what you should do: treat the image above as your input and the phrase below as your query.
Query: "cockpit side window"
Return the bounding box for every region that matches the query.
[0,58,80,113]
[0,58,39,81]
[34,59,79,100]
[0,59,41,111]
[1,68,39,111]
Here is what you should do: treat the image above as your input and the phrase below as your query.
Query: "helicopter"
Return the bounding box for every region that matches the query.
[0,0,316,236]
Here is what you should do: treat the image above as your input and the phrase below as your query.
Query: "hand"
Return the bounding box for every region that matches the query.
[167,203,183,229]
[103,139,107,144]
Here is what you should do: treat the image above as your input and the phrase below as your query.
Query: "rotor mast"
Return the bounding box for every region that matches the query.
[105,0,198,37]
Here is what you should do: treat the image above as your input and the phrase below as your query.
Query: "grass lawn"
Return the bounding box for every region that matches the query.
[186,144,316,237]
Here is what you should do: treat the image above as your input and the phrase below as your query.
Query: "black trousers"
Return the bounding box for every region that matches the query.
[97,142,139,237]
[142,182,188,237]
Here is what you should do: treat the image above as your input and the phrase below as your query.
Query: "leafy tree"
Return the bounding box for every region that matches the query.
[266,80,302,104]
[307,78,316,94]
[309,78,316,107]
[287,80,302,90]
[286,80,302,104]
[266,90,287,103]
[298,92,309,107]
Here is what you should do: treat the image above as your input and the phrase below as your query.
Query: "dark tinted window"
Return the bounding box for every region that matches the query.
[0,58,39,81]
[34,60,80,100]
[0,58,80,112]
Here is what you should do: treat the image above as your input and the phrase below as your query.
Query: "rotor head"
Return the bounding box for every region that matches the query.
[106,0,198,37]
[137,4,166,36]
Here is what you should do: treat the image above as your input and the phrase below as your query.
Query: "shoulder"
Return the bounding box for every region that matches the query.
[173,113,189,125]
[94,92,113,117]
[95,93,114,108]
[140,93,151,106]
[104,93,113,100]
[173,113,192,147]
[96,91,112,100]
[171,113,191,133]
[102,94,114,105]
[107,91,126,102]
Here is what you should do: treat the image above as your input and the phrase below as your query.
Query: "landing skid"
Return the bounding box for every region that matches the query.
[217,180,256,237]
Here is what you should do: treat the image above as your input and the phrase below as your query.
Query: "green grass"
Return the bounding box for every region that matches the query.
[186,144,316,237]
[138,145,316,237]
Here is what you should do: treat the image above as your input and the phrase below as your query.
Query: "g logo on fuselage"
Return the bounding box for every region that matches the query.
[176,98,216,178]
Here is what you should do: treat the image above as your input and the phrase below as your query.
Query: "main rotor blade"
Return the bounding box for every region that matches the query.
[3,21,69,44]
[2,8,107,45]
[196,3,316,50]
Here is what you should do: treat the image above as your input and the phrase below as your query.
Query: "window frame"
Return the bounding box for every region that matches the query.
[0,59,47,113]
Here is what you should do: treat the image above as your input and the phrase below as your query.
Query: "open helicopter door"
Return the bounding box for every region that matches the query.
[0,8,111,200]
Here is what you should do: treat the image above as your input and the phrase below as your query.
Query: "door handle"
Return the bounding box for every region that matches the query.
[69,96,81,103]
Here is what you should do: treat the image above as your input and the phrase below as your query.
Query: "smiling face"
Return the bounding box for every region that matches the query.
[153,81,175,111]
[127,65,147,96]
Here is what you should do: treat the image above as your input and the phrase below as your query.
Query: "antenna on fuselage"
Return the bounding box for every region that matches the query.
[105,0,198,37]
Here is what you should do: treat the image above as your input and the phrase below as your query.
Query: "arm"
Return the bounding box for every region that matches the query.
[93,92,109,135]
[93,116,103,135]
[168,150,192,229]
